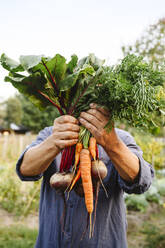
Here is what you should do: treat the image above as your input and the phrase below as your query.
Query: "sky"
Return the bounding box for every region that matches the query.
[0,0,165,102]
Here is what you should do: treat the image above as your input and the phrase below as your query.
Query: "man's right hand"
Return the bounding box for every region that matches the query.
[52,115,80,151]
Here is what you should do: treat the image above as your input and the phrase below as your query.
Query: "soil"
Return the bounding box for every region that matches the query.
[0,207,38,229]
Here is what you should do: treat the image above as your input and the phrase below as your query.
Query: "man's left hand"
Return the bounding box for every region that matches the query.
[79,103,113,149]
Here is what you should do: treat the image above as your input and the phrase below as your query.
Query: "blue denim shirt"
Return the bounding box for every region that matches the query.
[16,127,154,248]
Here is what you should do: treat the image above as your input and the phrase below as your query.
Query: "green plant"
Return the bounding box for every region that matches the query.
[144,185,162,204]
[0,163,40,216]
[0,53,164,131]
[122,18,165,66]
[0,225,38,248]
[125,194,149,212]
[156,178,165,196]
[122,18,165,137]
[142,224,165,248]
[134,133,165,170]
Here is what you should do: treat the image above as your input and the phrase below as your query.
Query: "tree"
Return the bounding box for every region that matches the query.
[122,18,165,136]
[4,97,22,128]
[0,103,6,126]
[122,18,165,66]
[17,95,60,133]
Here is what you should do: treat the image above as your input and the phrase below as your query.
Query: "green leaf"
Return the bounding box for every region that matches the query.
[59,64,95,91]
[29,54,67,87]
[78,53,105,70]
[8,71,26,78]
[0,53,24,72]
[46,54,67,83]
[160,109,165,115]
[4,72,51,110]
[88,53,105,70]
[19,55,44,71]
[59,73,79,91]
[67,54,78,73]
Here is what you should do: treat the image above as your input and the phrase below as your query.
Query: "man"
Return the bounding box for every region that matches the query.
[16,103,154,248]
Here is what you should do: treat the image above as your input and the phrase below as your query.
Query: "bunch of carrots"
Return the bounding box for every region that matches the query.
[50,128,108,238]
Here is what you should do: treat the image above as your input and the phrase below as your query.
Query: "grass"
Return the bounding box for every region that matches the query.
[141,207,165,248]
[127,204,165,248]
[142,224,165,248]
[0,225,38,248]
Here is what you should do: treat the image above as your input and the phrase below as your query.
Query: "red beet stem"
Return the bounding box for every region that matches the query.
[60,149,67,172]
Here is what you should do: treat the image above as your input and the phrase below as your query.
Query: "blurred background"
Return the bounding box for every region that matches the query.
[0,0,165,247]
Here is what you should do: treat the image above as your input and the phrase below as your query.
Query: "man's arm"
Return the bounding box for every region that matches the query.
[79,103,139,182]
[102,129,139,182]
[20,115,80,177]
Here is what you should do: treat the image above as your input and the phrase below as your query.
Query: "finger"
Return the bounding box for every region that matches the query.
[90,103,109,116]
[54,115,78,125]
[86,108,109,122]
[56,139,78,148]
[79,117,97,136]
[54,131,79,140]
[54,123,80,132]
[80,112,101,128]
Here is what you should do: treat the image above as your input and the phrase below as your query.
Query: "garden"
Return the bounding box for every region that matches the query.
[0,130,165,247]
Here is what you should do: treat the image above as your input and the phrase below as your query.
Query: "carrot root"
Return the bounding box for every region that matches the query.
[68,167,81,192]
[80,148,93,238]
[89,137,97,161]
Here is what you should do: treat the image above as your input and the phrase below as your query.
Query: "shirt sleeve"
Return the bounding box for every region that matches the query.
[16,127,52,182]
[117,132,154,194]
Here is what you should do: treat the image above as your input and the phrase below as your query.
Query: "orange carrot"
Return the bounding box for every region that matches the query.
[89,137,97,160]
[80,148,93,238]
[73,142,83,169]
[65,143,83,194]
[68,167,81,192]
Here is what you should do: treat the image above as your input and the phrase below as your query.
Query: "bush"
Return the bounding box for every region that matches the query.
[125,179,165,212]
[125,194,149,212]
[0,225,38,248]
[156,178,165,196]
[134,133,165,170]
[144,185,162,204]
[142,224,165,248]
[0,163,41,216]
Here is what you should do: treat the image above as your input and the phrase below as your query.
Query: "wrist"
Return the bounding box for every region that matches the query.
[104,128,121,153]
[47,134,61,156]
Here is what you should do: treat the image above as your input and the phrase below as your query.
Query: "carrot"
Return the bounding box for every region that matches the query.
[80,148,93,238]
[68,167,81,192]
[65,143,82,195]
[73,142,83,172]
[76,142,83,153]
[89,137,97,160]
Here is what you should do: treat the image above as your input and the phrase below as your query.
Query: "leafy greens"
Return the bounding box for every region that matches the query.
[0,53,165,132]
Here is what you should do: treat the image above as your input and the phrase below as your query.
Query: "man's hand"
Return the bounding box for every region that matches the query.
[53,115,80,151]
[79,103,139,181]
[21,115,79,177]
[79,103,113,150]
